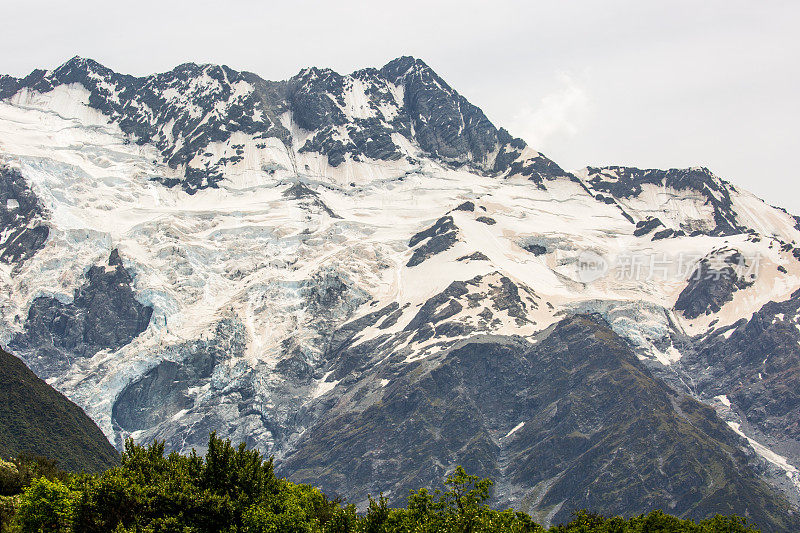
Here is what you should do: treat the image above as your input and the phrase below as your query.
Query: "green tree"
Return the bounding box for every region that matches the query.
[14,477,75,533]
[4,434,763,533]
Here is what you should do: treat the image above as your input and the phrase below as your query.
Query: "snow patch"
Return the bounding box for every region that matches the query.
[714,394,732,407]
[312,371,339,399]
[503,422,525,439]
[728,422,800,492]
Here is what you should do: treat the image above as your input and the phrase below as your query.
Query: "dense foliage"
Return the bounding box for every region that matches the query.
[0,455,67,497]
[0,434,760,532]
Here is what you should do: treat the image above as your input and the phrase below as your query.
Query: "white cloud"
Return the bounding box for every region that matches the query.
[508,73,591,152]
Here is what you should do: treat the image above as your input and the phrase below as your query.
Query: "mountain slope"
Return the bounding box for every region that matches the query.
[0,346,119,472]
[281,314,800,529]
[1,56,800,530]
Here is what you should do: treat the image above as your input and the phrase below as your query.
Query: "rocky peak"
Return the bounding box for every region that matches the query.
[585,166,728,197]
[382,56,499,166]
[379,55,445,86]
[581,165,744,236]
[0,75,21,99]
[287,66,348,131]
[27,56,122,96]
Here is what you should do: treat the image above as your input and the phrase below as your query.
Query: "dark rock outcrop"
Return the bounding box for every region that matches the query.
[675,248,754,319]
[633,216,664,237]
[452,201,475,212]
[457,251,490,262]
[380,57,499,166]
[10,250,153,377]
[0,165,49,265]
[680,289,800,473]
[282,182,340,218]
[407,216,459,267]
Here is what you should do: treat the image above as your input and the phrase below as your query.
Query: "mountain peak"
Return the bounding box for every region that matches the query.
[0,55,568,191]
[381,55,432,76]
[53,55,110,77]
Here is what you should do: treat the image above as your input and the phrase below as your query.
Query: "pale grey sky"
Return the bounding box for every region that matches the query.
[2,0,798,211]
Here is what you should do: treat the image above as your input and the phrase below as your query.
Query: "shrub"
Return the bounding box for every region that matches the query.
[0,494,20,532]
[14,478,76,533]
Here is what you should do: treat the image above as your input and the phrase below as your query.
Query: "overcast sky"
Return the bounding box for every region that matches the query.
[2,0,798,211]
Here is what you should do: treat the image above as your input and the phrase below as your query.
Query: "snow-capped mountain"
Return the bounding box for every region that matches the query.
[2,56,800,529]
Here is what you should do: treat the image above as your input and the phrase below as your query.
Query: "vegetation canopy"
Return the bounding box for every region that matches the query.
[0,434,760,532]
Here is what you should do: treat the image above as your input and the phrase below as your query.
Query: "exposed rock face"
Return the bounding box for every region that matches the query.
[380,57,499,167]
[679,290,800,482]
[407,216,459,267]
[499,140,572,188]
[675,248,754,319]
[9,250,153,377]
[110,319,259,452]
[112,352,216,433]
[633,216,664,237]
[0,165,49,264]
[0,74,28,99]
[282,182,340,218]
[292,67,403,166]
[279,315,800,531]
[457,251,490,262]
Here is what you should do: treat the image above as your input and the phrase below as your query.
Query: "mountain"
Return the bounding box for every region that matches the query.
[0,346,119,472]
[0,56,566,193]
[282,315,798,529]
[2,55,800,529]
